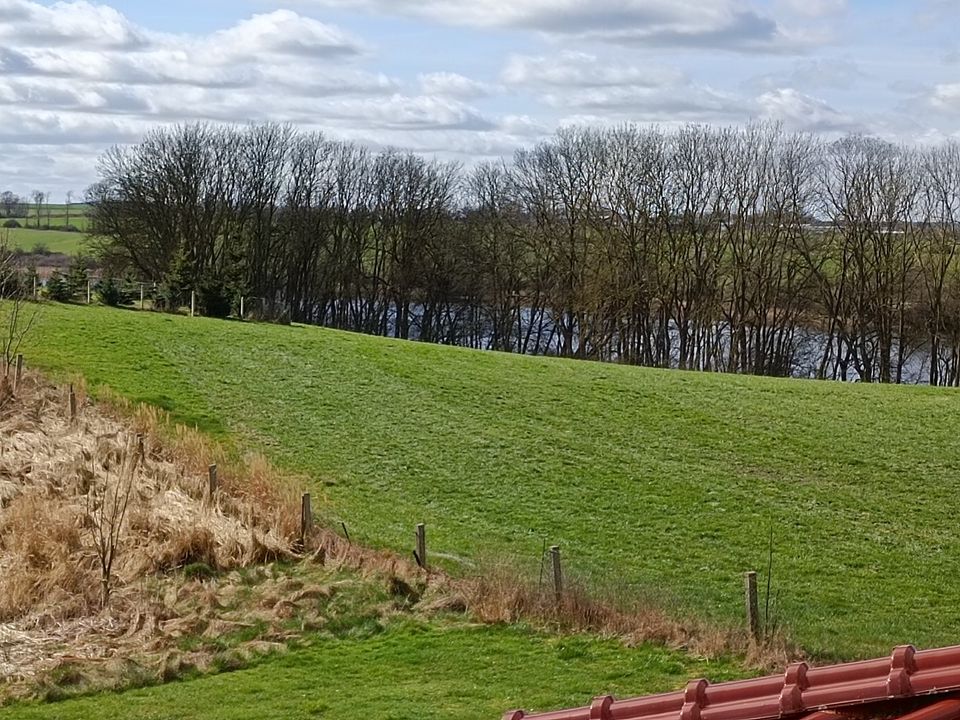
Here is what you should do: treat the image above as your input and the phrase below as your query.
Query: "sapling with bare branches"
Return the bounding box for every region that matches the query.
[85,439,137,608]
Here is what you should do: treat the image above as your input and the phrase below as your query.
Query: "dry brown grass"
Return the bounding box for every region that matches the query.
[0,371,301,627]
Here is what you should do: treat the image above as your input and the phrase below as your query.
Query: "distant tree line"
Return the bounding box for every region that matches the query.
[86,123,960,385]
[1,192,29,220]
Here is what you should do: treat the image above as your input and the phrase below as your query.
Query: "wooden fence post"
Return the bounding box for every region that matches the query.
[415,523,427,569]
[68,383,77,420]
[300,493,313,546]
[190,291,196,317]
[745,571,760,640]
[550,545,563,603]
[207,464,218,503]
[14,354,23,393]
[240,296,245,320]
[140,283,145,311]
[87,280,91,304]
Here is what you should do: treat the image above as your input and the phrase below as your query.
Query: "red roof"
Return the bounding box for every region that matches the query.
[503,645,960,720]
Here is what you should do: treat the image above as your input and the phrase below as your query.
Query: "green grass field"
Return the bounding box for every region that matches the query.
[20,303,960,660]
[2,228,89,255]
[10,204,92,231]
[4,623,739,720]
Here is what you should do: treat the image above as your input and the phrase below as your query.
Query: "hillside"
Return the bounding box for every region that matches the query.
[0,366,743,719]
[5,228,88,255]
[21,303,960,660]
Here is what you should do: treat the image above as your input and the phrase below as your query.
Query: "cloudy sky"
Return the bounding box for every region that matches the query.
[3,0,960,199]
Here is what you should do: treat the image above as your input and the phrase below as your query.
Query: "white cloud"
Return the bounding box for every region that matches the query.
[776,0,846,18]
[418,72,498,98]
[0,0,147,48]
[503,51,684,88]
[756,88,863,133]
[310,0,816,53]
[320,94,496,131]
[927,83,960,113]
[501,51,741,122]
[201,10,365,62]
[0,0,954,198]
[0,1,412,195]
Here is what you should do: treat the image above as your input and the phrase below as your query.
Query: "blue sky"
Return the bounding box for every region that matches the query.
[2,0,959,199]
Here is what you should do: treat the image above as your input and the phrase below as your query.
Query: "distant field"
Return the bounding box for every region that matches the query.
[6,203,92,231]
[20,303,960,660]
[1,227,88,255]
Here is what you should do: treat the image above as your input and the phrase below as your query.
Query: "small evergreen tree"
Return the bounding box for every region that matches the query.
[160,246,193,312]
[45,271,71,302]
[96,276,132,307]
[223,241,249,315]
[65,255,90,300]
[199,275,232,318]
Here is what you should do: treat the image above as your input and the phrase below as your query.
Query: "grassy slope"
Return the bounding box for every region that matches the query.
[5,624,739,720]
[22,303,960,659]
[4,228,88,255]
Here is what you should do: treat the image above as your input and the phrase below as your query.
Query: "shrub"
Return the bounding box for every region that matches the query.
[30,242,49,255]
[61,224,80,233]
[2,219,19,229]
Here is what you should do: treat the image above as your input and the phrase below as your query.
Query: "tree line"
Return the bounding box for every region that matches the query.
[86,122,960,385]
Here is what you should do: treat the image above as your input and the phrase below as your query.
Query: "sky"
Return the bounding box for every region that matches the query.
[2,0,960,200]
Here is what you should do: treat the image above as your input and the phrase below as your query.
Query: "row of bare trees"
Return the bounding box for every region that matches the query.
[87,122,960,384]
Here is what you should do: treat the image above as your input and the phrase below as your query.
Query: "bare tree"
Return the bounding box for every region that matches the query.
[84,121,960,384]
[31,190,44,229]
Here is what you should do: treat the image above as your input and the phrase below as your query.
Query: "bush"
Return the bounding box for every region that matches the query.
[2,219,19,229]
[96,277,132,307]
[30,243,49,256]
[61,224,80,233]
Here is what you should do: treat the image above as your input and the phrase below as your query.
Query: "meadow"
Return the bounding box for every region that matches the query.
[21,302,960,660]
[4,228,88,255]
